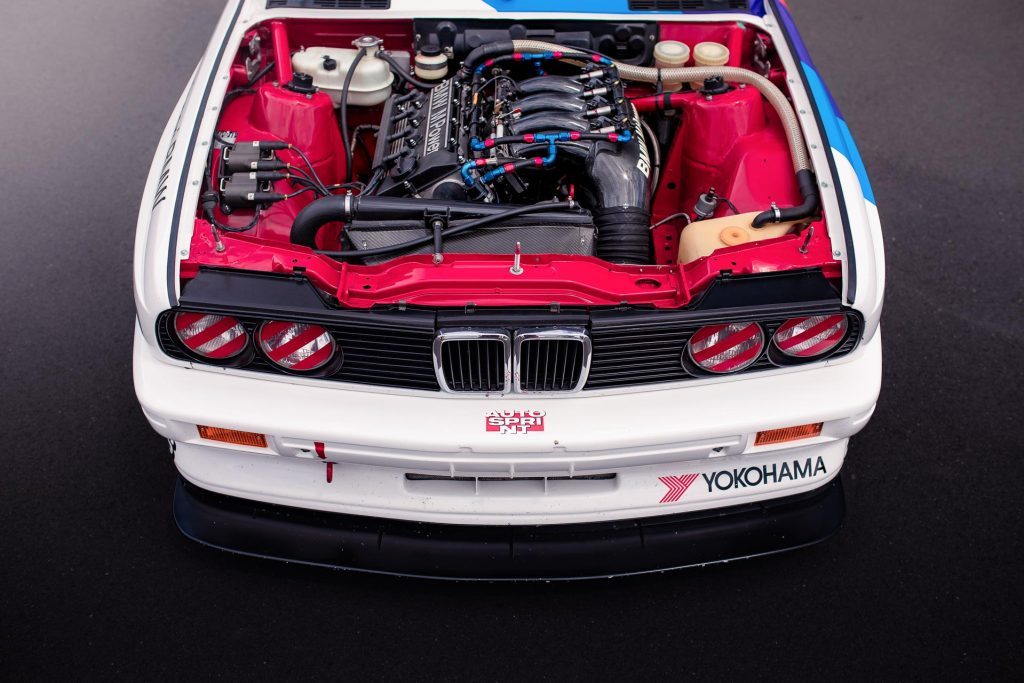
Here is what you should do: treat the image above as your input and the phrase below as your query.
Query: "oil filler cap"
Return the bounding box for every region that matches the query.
[287,72,316,94]
[699,76,730,96]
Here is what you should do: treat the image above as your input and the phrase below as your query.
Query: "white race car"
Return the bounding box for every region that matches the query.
[134,0,884,579]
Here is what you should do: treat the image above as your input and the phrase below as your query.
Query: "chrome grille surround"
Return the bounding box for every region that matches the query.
[433,329,512,394]
[513,328,591,394]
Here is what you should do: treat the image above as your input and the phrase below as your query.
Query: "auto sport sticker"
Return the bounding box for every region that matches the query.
[659,456,828,503]
[486,410,546,435]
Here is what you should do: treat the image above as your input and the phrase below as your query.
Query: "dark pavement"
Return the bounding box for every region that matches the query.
[1,0,1021,679]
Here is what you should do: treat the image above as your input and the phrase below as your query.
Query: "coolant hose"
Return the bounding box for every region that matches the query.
[751,169,819,228]
[291,195,579,249]
[510,39,809,173]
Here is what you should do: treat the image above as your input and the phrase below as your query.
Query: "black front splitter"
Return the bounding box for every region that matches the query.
[173,476,844,580]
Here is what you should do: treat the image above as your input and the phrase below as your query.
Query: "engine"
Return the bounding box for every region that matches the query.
[216,23,819,275]
[349,52,653,263]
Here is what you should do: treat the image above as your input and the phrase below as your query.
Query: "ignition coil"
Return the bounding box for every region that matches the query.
[220,173,287,209]
[222,140,289,173]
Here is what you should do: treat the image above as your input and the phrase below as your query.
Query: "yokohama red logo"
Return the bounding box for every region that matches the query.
[658,474,699,503]
[486,410,546,435]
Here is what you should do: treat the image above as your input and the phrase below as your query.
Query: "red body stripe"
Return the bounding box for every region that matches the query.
[691,325,759,363]
[290,343,334,370]
[710,343,762,372]
[689,323,728,347]
[777,315,845,350]
[180,316,237,348]
[265,325,322,362]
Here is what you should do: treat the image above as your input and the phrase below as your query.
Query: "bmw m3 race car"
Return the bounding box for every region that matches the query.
[133,0,884,579]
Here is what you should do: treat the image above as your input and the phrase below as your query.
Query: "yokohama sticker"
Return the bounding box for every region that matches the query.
[486,410,546,435]
[659,456,828,503]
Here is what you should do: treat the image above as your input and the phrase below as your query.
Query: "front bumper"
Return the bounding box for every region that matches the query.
[174,475,845,580]
[136,322,880,525]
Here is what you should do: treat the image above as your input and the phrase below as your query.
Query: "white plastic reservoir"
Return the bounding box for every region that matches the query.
[291,37,405,107]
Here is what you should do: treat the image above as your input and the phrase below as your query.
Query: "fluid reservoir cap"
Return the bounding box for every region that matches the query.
[700,76,730,95]
[693,41,730,67]
[353,35,383,52]
[719,226,750,247]
[287,72,315,94]
[419,43,442,57]
[653,40,690,67]
[322,55,337,71]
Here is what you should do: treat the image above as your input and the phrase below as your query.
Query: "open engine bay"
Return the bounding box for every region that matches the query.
[187,16,839,309]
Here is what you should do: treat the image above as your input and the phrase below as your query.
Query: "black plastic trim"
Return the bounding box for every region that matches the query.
[174,475,844,580]
[158,268,860,391]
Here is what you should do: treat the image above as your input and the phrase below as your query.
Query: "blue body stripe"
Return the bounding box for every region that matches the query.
[801,63,875,205]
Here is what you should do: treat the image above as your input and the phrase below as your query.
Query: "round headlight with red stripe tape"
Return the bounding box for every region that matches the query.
[257,320,340,373]
[173,312,249,360]
[772,314,850,359]
[685,322,765,374]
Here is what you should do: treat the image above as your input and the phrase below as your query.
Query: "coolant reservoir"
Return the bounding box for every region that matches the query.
[291,36,401,107]
[678,211,799,264]
[653,40,690,92]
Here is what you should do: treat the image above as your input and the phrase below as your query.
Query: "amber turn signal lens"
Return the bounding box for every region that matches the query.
[197,425,268,448]
[754,422,823,446]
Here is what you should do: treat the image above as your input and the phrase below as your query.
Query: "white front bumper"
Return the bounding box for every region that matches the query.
[135,323,881,525]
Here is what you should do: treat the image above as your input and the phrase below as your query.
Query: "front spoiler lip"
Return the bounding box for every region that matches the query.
[173,475,845,581]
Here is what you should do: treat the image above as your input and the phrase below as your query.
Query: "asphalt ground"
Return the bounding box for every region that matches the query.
[1,0,1021,679]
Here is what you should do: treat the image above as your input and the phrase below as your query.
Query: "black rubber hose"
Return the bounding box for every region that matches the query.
[291,195,347,247]
[593,207,651,264]
[340,47,367,184]
[292,195,574,248]
[752,169,820,228]
[318,202,576,259]
[462,40,515,72]
[377,51,436,90]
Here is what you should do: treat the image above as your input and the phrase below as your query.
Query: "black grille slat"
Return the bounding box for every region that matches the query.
[159,305,861,393]
[586,316,862,390]
[440,339,505,392]
[519,338,584,392]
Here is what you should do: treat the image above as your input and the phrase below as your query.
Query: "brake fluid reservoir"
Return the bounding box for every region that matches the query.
[414,44,448,81]
[291,36,404,107]
[692,41,730,89]
[678,211,798,264]
[653,40,690,92]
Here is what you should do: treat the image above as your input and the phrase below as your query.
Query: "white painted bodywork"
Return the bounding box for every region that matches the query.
[133,0,885,526]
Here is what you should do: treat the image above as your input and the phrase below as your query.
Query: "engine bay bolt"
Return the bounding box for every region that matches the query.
[510,242,524,276]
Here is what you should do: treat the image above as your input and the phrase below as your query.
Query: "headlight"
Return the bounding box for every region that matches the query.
[257,320,339,373]
[173,312,249,360]
[686,322,765,374]
[772,314,849,358]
